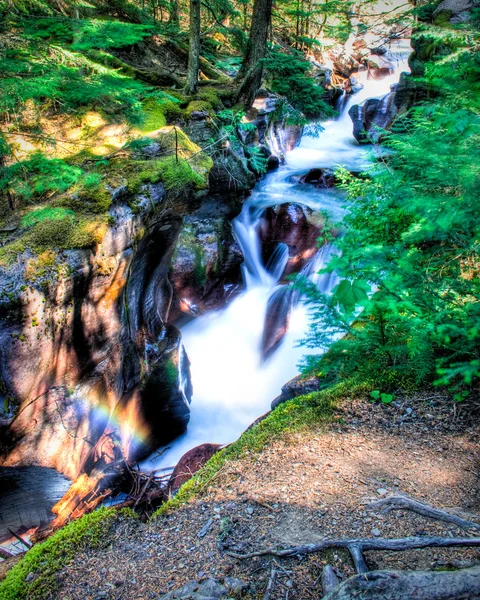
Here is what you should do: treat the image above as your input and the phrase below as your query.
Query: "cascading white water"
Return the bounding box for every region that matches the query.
[146,41,411,471]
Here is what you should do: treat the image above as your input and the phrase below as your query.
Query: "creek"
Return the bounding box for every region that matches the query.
[146,42,411,472]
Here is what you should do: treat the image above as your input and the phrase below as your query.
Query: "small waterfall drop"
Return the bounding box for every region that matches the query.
[146,41,411,470]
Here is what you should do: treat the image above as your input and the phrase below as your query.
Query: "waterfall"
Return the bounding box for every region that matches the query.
[144,42,411,471]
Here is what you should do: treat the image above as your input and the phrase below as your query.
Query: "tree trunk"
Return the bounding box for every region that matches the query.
[236,0,273,107]
[169,0,179,27]
[184,0,201,95]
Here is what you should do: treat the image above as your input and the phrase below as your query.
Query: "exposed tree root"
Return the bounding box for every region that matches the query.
[367,495,480,531]
[320,566,480,600]
[225,536,480,561]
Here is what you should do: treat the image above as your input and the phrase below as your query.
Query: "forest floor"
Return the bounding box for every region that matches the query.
[53,392,480,600]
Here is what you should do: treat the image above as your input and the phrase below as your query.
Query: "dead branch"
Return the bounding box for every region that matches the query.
[263,564,277,600]
[7,528,32,549]
[0,548,14,559]
[367,495,480,531]
[320,566,480,600]
[225,536,480,564]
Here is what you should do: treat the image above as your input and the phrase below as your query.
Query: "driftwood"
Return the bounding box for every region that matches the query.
[368,495,480,531]
[225,536,480,561]
[111,487,167,511]
[320,566,480,600]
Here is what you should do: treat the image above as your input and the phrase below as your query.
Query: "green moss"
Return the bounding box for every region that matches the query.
[196,87,223,109]
[433,9,453,26]
[0,214,108,266]
[20,207,75,228]
[155,379,367,516]
[185,100,214,119]
[138,98,168,132]
[57,183,112,214]
[156,156,206,192]
[0,508,136,600]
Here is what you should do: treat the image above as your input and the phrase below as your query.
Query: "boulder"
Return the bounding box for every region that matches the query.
[168,443,221,494]
[262,285,299,360]
[271,373,321,409]
[259,203,326,278]
[169,213,244,320]
[433,0,475,22]
[297,168,336,188]
[349,73,427,143]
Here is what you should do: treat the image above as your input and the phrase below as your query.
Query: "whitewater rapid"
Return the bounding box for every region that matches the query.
[146,42,411,471]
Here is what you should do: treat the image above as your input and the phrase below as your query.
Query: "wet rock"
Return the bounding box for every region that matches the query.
[366,54,394,78]
[271,373,321,408]
[267,155,280,171]
[262,286,299,361]
[259,203,326,278]
[245,92,303,162]
[168,444,221,494]
[297,168,336,188]
[169,214,244,320]
[349,74,427,143]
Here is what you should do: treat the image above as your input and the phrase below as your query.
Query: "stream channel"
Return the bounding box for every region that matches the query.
[0,42,410,551]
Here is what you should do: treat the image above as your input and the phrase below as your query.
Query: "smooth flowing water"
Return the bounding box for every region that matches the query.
[146,43,411,471]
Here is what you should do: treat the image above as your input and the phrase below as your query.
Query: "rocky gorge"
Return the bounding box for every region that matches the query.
[1,30,420,549]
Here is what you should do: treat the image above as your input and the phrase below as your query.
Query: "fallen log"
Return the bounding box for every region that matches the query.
[367,495,480,531]
[320,566,480,600]
[111,487,166,511]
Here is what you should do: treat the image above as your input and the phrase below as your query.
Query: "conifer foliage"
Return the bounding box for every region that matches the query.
[302,6,480,395]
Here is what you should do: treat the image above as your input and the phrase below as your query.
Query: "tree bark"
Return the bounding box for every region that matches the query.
[321,566,480,600]
[184,0,201,95]
[236,0,273,106]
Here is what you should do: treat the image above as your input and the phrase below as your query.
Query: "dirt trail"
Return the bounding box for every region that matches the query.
[57,395,480,599]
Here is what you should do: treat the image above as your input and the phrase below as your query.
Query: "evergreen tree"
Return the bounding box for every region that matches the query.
[235,0,274,106]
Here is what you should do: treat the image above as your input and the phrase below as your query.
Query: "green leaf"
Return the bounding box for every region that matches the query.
[380,393,394,404]
[333,279,370,313]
